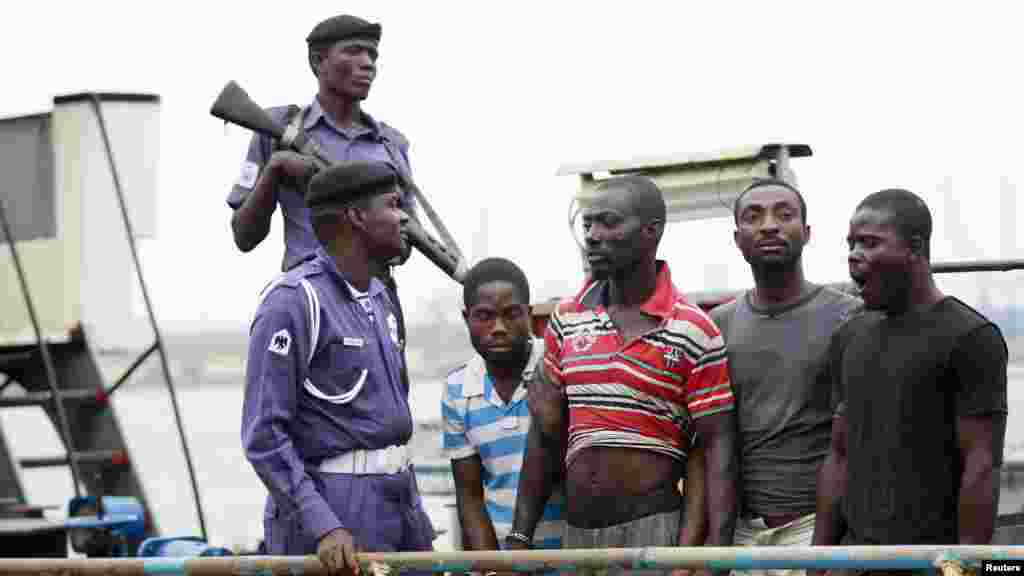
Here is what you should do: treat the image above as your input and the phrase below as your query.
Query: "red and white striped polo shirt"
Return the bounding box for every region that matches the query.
[543,261,734,466]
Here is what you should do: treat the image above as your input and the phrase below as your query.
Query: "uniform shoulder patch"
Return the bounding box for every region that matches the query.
[238,160,259,189]
[268,329,292,356]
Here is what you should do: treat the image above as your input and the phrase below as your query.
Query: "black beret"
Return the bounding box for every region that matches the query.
[306,161,398,211]
[306,15,382,46]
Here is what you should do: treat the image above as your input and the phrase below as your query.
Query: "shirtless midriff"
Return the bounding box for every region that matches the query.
[562,300,685,524]
[564,447,683,523]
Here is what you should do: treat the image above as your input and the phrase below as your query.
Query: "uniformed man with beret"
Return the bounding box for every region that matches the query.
[227,16,421,507]
[226,14,419,274]
[242,161,435,575]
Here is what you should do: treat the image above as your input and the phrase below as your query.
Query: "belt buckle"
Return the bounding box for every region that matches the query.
[393,445,409,473]
[376,446,389,474]
[380,445,407,474]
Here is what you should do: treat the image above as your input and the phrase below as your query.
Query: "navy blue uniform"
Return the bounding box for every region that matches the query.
[242,246,433,554]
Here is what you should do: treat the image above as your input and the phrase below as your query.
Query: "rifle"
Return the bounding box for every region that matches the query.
[210,81,468,284]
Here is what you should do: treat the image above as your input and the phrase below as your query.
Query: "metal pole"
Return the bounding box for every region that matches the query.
[0,199,82,498]
[775,145,791,184]
[105,341,159,398]
[931,258,1024,274]
[87,95,207,541]
[0,546,1015,575]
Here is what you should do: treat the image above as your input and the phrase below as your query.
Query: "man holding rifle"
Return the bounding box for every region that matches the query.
[226,14,418,273]
[225,14,424,354]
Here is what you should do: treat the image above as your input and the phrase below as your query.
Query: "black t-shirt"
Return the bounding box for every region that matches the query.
[830,296,1008,544]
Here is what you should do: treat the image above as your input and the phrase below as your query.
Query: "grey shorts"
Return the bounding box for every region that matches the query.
[565,509,682,576]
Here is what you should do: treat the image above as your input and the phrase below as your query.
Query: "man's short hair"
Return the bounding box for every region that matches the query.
[594,175,666,223]
[462,258,531,309]
[733,178,808,225]
[856,188,933,258]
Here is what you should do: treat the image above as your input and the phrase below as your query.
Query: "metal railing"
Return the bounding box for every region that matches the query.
[1,546,1021,574]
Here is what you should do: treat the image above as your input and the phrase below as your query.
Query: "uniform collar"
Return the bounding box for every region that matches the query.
[313,246,385,300]
[578,260,678,320]
[305,97,382,139]
[461,338,543,406]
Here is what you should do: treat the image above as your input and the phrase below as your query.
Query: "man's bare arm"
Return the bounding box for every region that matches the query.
[231,151,317,252]
[958,413,1005,544]
[529,366,567,441]
[231,163,278,252]
[952,323,1008,545]
[679,441,707,547]
[695,411,737,547]
[508,419,560,550]
[508,369,565,550]
[451,455,500,551]
[812,413,848,549]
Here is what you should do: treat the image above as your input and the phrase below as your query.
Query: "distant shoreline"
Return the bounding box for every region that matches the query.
[87,331,1024,391]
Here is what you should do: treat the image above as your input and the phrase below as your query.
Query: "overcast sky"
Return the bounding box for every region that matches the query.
[3,1,1022,332]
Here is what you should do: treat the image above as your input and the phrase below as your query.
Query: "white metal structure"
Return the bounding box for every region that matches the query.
[0,94,160,351]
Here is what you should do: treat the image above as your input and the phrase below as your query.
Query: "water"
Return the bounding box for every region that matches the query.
[3,366,1024,553]
[0,378,455,553]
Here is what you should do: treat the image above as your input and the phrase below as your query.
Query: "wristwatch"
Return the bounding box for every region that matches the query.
[504,530,533,548]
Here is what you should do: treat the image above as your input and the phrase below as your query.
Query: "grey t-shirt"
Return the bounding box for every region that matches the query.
[711,284,861,518]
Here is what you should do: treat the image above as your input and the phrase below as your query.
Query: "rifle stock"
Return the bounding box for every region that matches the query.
[211,81,466,284]
[210,82,286,142]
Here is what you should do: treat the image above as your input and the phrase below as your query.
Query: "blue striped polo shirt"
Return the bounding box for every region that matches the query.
[442,339,565,549]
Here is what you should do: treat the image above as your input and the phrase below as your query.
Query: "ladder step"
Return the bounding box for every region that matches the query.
[0,388,107,408]
[0,351,36,370]
[0,502,59,518]
[20,450,129,469]
[0,351,35,362]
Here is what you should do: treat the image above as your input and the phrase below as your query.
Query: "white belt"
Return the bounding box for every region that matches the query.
[318,444,410,475]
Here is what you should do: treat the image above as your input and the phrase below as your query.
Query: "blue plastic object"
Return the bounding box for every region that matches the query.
[137,536,233,557]
[65,496,147,556]
[65,496,146,538]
